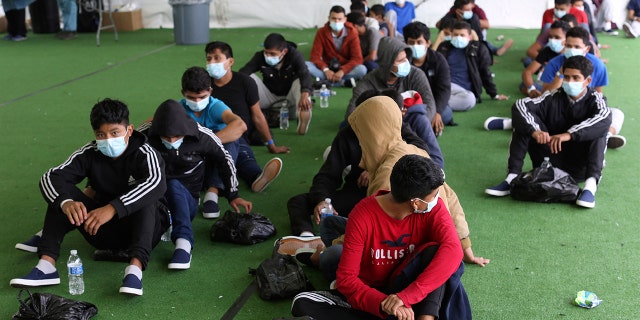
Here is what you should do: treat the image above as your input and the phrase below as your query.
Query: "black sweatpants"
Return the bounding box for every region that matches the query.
[508,130,607,182]
[286,185,366,236]
[5,8,27,37]
[38,187,167,270]
[291,245,446,319]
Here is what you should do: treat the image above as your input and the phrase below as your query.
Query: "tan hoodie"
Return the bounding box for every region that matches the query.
[348,96,471,249]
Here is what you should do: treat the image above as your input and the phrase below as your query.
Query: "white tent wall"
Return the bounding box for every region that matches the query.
[125,0,628,30]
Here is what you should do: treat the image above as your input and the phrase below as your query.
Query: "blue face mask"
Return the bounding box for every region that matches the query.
[547,39,564,53]
[393,60,411,77]
[206,62,227,79]
[443,35,452,41]
[264,53,282,66]
[96,135,127,158]
[462,10,473,20]
[554,8,567,18]
[161,137,184,150]
[562,80,587,97]
[185,98,209,112]
[564,47,585,58]
[410,44,427,59]
[451,36,469,49]
[330,21,344,32]
[413,192,439,214]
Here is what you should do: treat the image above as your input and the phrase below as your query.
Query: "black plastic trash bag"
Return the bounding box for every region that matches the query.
[13,289,98,320]
[210,210,276,244]
[510,165,580,203]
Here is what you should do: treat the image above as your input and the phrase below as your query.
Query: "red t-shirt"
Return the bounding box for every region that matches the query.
[335,191,463,318]
[541,8,588,27]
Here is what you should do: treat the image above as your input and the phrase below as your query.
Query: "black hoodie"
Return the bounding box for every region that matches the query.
[140,99,239,200]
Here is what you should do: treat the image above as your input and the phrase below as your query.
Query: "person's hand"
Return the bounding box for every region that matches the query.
[230,197,253,213]
[332,70,345,82]
[313,200,338,224]
[357,170,370,188]
[84,204,116,235]
[323,69,335,82]
[527,89,542,98]
[268,144,291,154]
[298,92,313,111]
[493,94,509,100]
[394,306,415,320]
[466,255,491,267]
[381,294,406,316]
[431,112,445,136]
[549,132,571,154]
[62,201,88,226]
[532,130,550,145]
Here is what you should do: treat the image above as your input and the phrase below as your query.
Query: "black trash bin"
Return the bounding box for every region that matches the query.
[28,0,60,34]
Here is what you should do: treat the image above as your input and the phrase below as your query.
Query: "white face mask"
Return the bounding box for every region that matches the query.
[185,98,209,112]
[396,0,406,6]
[412,192,439,214]
[564,47,585,58]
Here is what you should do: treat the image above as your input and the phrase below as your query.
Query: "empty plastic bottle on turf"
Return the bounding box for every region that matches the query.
[280,104,289,130]
[161,212,172,242]
[67,250,84,295]
[541,157,551,169]
[320,84,330,109]
[320,198,333,220]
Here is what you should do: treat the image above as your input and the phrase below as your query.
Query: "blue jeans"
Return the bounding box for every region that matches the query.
[318,215,348,281]
[305,61,367,87]
[166,179,199,246]
[235,138,262,185]
[208,140,239,190]
[57,0,77,31]
[441,105,453,126]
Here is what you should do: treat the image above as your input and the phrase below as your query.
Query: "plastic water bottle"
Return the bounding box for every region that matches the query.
[320,198,333,220]
[279,104,289,130]
[319,84,330,109]
[161,212,172,242]
[67,250,84,295]
[541,157,551,169]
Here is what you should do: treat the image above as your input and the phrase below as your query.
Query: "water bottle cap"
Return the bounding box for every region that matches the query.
[70,249,78,255]
[543,157,550,161]
[321,84,327,89]
[324,198,331,204]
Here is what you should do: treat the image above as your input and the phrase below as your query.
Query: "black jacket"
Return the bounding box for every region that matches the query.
[141,99,239,200]
[239,42,313,96]
[438,40,496,102]
[39,130,166,219]
[415,48,452,114]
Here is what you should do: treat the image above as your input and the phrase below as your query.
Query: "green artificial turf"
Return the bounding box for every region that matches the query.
[0,27,638,319]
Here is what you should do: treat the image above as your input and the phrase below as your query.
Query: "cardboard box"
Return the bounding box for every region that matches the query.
[101,9,143,32]
[0,16,7,33]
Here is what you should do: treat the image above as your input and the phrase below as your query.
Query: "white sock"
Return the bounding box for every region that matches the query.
[204,192,218,203]
[300,231,315,237]
[505,173,518,184]
[605,21,612,31]
[610,108,624,135]
[584,177,598,194]
[35,230,43,237]
[36,259,56,274]
[124,265,143,280]
[503,118,513,130]
[175,238,192,253]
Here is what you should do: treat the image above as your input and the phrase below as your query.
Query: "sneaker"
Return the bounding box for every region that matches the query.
[604,29,619,36]
[607,134,626,149]
[623,22,638,38]
[93,249,130,262]
[344,78,357,88]
[576,190,595,208]
[119,274,143,296]
[10,268,60,288]
[10,35,27,42]
[297,109,312,135]
[59,31,77,40]
[168,249,192,270]
[496,39,514,56]
[3,34,12,41]
[276,236,324,256]
[484,117,512,131]
[15,234,41,253]
[251,157,283,193]
[202,200,220,219]
[485,180,511,197]
[294,248,317,267]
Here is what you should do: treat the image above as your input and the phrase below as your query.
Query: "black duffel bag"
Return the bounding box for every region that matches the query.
[510,165,580,203]
[210,210,276,245]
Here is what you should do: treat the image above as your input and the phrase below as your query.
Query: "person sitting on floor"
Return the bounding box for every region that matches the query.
[139,99,252,270]
[9,99,167,296]
[622,0,640,38]
[291,154,471,320]
[180,66,282,218]
[347,12,382,73]
[238,34,314,136]
[485,56,612,208]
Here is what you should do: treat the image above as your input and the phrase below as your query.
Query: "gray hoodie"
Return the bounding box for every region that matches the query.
[345,37,436,120]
